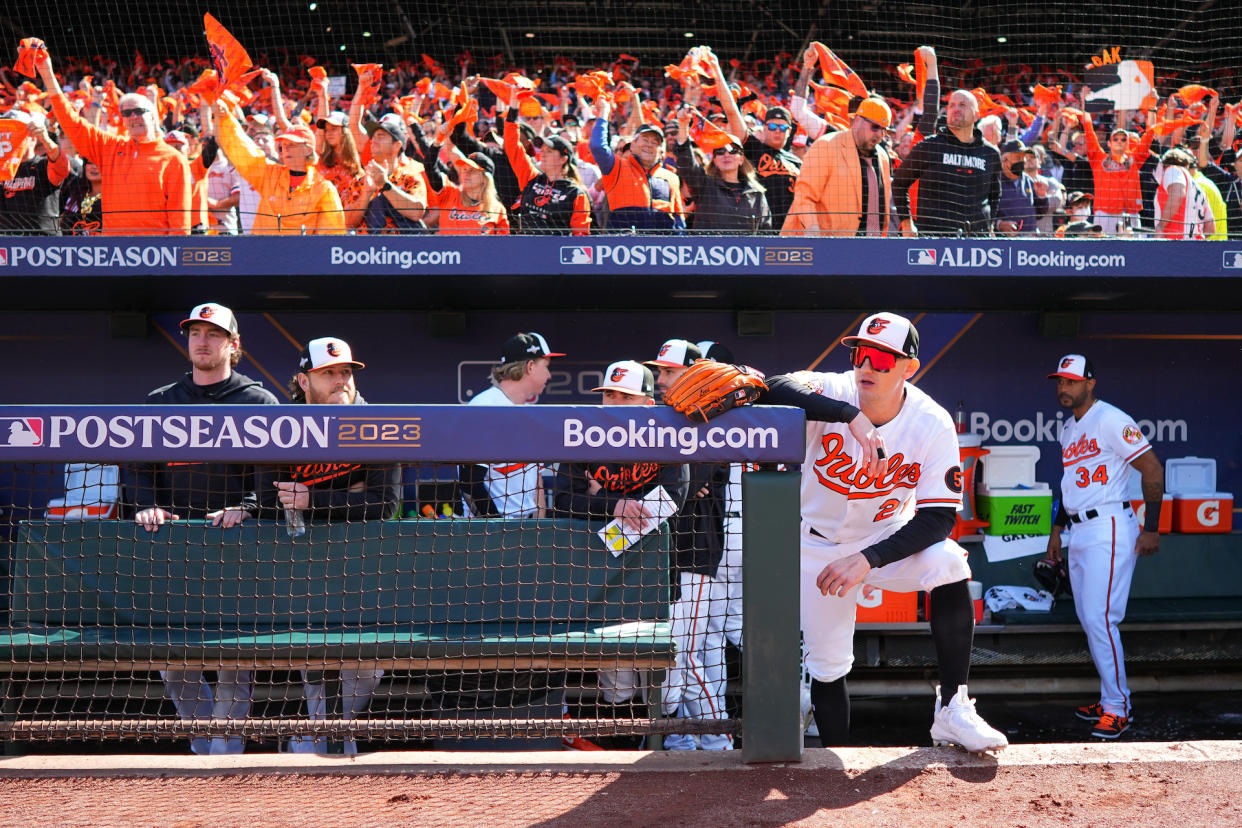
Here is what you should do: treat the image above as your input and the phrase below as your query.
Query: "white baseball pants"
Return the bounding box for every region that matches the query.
[1065,506,1140,717]
[800,524,971,683]
[161,669,252,755]
[663,571,732,750]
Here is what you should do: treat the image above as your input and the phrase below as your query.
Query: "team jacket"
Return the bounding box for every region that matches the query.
[553,460,689,543]
[743,134,801,226]
[504,117,591,235]
[252,394,401,523]
[892,126,1001,236]
[590,119,685,231]
[122,371,278,519]
[217,113,345,235]
[669,462,730,577]
[48,92,191,235]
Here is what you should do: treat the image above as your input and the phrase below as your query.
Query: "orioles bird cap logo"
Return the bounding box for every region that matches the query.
[866,318,890,335]
[610,366,628,383]
[325,342,341,357]
[199,306,215,319]
[1061,357,1074,369]
[658,343,672,357]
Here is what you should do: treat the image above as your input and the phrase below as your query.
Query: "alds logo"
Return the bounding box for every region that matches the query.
[813,433,920,496]
[866,318,890,335]
[610,366,629,382]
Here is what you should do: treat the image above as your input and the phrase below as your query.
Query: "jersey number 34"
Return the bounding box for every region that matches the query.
[1074,464,1109,488]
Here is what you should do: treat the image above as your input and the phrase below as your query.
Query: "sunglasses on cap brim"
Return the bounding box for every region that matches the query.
[712,144,742,156]
[849,345,905,372]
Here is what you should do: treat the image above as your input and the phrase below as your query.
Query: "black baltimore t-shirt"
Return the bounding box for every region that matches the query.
[743,134,801,225]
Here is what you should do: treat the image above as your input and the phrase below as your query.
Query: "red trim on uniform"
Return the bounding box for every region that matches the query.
[916,498,961,506]
[683,576,727,732]
[1062,449,1102,466]
[1122,445,1151,465]
[493,463,529,475]
[1103,515,1127,717]
[845,483,917,500]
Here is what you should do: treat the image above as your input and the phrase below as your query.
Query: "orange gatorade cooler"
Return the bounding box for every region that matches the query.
[1165,457,1233,533]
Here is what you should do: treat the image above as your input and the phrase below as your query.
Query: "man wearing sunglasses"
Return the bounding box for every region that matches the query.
[34,46,191,235]
[759,312,1007,753]
[700,52,801,227]
[782,98,894,236]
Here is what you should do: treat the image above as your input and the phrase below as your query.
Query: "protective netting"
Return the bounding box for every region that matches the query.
[0,455,747,753]
[2,2,1240,237]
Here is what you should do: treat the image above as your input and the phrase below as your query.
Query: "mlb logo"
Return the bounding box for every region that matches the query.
[560,246,593,265]
[0,248,8,267]
[908,248,936,266]
[1223,251,1242,269]
[1,417,43,447]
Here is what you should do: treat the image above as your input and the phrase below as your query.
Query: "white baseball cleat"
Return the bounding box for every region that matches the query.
[799,685,816,735]
[930,685,1008,754]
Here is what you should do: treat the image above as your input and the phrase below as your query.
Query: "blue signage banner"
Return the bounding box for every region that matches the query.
[0,404,806,464]
[0,235,1238,278]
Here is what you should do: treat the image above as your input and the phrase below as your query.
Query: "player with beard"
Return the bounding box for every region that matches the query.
[255,337,400,755]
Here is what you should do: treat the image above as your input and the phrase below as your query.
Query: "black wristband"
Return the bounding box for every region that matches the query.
[380,181,393,193]
[1142,499,1161,533]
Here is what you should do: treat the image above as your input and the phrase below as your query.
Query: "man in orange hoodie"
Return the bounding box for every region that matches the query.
[34,47,190,235]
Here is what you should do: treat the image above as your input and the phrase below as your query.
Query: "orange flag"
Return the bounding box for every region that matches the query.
[1032,84,1062,107]
[1177,84,1216,104]
[809,81,853,117]
[811,42,868,99]
[309,66,327,82]
[203,14,254,101]
[1152,116,1202,136]
[352,63,384,106]
[14,38,48,78]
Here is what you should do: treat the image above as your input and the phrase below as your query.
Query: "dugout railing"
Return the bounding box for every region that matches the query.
[0,404,804,762]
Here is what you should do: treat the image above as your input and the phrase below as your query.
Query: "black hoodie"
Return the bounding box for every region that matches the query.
[892,126,1001,236]
[122,370,278,519]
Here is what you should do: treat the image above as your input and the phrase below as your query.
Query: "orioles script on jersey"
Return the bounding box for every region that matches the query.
[812,433,921,497]
[593,462,661,493]
[1062,434,1101,464]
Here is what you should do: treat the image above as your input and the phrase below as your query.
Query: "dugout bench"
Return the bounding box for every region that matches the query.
[0,518,681,749]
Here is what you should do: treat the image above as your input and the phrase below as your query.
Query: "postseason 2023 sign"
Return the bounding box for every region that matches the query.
[0,405,805,464]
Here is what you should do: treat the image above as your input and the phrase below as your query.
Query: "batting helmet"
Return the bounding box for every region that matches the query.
[1033,557,1071,597]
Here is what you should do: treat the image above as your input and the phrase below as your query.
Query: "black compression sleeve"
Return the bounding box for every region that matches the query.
[1053,500,1069,529]
[457,463,499,517]
[761,375,861,424]
[859,506,956,568]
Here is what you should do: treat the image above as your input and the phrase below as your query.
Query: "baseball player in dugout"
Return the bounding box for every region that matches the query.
[552,361,689,747]
[645,339,733,750]
[758,312,1007,752]
[122,301,279,756]
[249,337,400,755]
[1044,355,1164,740]
[458,332,564,518]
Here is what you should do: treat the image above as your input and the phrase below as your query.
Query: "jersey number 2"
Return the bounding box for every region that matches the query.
[1074,464,1109,488]
[874,499,901,522]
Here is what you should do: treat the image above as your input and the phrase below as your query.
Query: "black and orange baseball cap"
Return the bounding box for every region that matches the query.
[1047,354,1094,381]
[180,302,239,336]
[645,338,702,368]
[591,360,654,397]
[841,312,919,358]
[298,337,365,371]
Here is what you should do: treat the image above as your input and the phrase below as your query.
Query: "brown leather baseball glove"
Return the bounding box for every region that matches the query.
[664,360,768,422]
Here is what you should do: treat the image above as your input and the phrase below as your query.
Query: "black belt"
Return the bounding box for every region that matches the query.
[1068,503,1131,525]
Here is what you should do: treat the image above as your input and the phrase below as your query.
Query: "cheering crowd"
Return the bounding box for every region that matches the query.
[2,33,1240,238]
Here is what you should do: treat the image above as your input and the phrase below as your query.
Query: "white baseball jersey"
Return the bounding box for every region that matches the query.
[467,385,541,517]
[1155,165,1210,239]
[1057,399,1151,514]
[800,372,963,545]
